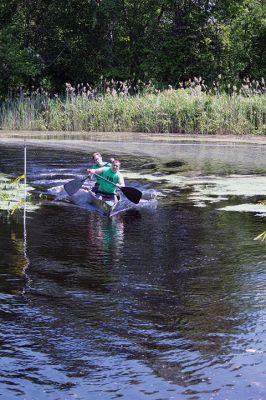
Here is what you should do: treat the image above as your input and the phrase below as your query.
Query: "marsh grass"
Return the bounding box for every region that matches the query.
[0,77,265,135]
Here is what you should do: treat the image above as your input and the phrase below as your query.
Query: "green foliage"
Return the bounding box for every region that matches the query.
[0,26,41,95]
[0,174,38,217]
[1,79,265,135]
[254,200,266,243]
[223,0,266,80]
[254,230,266,243]
[0,0,265,94]
[0,174,24,216]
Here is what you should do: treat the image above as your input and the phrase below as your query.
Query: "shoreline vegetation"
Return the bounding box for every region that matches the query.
[0,77,265,136]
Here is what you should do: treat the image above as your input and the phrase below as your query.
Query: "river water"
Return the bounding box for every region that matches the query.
[0,138,266,400]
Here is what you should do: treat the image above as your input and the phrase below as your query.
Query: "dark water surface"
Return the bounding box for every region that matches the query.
[0,142,266,400]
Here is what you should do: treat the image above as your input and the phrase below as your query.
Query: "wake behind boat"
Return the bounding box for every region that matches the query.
[50,165,157,217]
[49,184,157,217]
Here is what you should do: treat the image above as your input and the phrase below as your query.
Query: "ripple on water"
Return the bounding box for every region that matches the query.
[0,143,266,400]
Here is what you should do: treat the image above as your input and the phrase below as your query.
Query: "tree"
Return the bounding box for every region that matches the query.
[0,26,40,95]
[0,0,265,95]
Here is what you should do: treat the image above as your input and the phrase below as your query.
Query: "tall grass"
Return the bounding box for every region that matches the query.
[0,77,265,135]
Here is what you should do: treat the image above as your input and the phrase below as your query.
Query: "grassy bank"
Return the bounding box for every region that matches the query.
[1,79,265,135]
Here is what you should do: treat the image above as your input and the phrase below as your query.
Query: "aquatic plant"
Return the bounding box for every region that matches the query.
[254,200,266,243]
[0,174,38,216]
[254,230,266,242]
[0,174,24,215]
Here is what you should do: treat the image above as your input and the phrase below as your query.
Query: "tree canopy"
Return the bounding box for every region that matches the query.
[0,0,265,95]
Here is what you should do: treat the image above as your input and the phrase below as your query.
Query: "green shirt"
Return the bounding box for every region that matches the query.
[91,161,111,184]
[98,167,121,194]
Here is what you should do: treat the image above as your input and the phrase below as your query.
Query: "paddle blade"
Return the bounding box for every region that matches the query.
[120,186,142,204]
[64,178,83,196]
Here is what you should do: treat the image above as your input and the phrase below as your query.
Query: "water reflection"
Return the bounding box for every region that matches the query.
[0,143,266,400]
[87,214,125,266]
[0,212,28,295]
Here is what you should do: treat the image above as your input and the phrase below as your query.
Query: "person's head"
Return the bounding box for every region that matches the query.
[92,152,102,165]
[111,159,121,172]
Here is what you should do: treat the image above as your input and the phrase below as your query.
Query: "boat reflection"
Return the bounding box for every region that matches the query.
[87,213,125,266]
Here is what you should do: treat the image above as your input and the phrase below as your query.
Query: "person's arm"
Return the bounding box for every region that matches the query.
[87,167,104,175]
[117,174,125,188]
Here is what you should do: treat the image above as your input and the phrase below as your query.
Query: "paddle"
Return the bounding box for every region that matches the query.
[64,172,142,204]
[64,174,90,196]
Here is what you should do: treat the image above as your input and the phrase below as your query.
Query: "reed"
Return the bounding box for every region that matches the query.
[0,78,265,135]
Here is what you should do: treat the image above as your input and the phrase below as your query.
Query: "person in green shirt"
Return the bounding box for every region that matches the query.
[87,159,125,202]
[87,152,114,192]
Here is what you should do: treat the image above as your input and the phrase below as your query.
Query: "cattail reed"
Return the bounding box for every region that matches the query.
[0,77,265,135]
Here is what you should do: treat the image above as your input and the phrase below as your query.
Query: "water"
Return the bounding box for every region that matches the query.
[0,141,266,400]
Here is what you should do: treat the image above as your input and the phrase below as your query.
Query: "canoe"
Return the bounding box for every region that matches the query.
[88,191,118,217]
